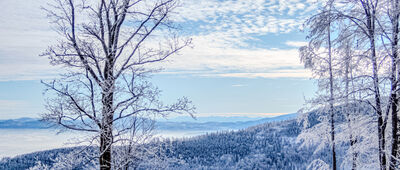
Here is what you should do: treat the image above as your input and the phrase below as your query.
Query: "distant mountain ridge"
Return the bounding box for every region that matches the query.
[156,113,297,131]
[0,113,297,130]
[0,117,49,129]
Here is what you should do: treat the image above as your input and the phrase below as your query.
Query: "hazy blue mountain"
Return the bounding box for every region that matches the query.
[0,113,297,131]
[0,117,49,129]
[156,113,297,131]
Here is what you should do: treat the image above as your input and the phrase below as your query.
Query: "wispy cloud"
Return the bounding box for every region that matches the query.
[163,0,315,78]
[285,41,308,47]
[160,34,310,78]
[231,84,247,87]
[0,0,315,81]
[215,71,311,78]
[0,100,43,119]
[174,0,317,37]
[0,0,59,81]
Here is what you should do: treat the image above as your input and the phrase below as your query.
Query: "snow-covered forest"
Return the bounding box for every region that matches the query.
[298,0,400,169]
[0,118,326,169]
[2,0,400,169]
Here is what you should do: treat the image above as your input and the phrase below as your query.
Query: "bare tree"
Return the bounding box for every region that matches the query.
[40,0,194,169]
[388,0,400,167]
[340,39,359,170]
[334,0,387,168]
[377,0,400,168]
[299,1,338,168]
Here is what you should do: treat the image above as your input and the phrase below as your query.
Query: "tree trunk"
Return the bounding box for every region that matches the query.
[100,92,114,170]
[100,58,115,170]
[390,0,399,167]
[390,79,398,170]
[372,34,387,170]
[100,90,114,170]
[363,6,386,169]
[100,123,113,170]
[372,37,386,170]
[327,15,337,170]
[344,42,358,170]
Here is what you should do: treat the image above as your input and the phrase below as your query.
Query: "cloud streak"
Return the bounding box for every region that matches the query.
[0,100,43,119]
[159,34,310,78]
[0,0,314,80]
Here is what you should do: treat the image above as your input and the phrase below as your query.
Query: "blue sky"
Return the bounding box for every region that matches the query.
[0,0,319,119]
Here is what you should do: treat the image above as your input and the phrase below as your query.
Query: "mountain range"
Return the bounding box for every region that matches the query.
[0,113,297,131]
